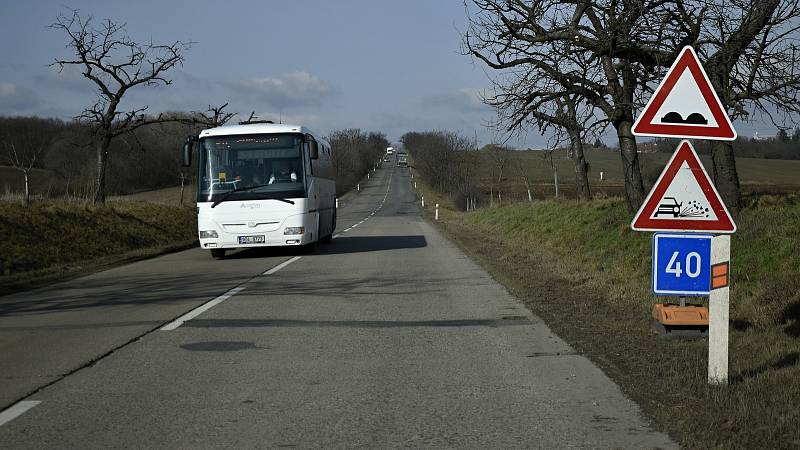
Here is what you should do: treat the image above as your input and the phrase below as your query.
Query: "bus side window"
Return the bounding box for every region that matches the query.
[304,142,314,175]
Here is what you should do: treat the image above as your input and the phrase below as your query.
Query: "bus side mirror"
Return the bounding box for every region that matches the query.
[309,141,319,160]
[182,141,192,167]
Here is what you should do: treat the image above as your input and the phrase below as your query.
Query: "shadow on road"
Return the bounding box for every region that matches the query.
[222,235,427,259]
[321,235,427,255]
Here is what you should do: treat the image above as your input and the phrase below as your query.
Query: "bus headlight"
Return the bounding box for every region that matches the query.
[283,227,305,235]
[199,230,219,239]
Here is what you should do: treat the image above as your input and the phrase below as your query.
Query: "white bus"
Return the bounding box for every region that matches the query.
[182,122,336,259]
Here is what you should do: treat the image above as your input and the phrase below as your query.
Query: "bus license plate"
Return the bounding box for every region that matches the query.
[238,235,265,244]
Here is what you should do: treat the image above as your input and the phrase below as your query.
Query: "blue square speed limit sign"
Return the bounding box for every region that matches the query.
[652,233,712,296]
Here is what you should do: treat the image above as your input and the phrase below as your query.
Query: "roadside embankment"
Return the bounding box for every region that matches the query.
[416,180,800,449]
[0,200,196,295]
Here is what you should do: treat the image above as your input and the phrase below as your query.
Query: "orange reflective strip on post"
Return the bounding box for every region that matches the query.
[711,262,729,289]
[712,262,728,277]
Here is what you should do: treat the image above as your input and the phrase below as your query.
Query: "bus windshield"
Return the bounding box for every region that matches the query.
[197,133,307,203]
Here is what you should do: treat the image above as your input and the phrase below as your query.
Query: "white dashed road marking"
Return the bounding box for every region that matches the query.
[0,400,41,426]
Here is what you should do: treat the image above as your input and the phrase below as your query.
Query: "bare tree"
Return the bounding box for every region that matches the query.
[481,38,603,201]
[1,119,60,204]
[487,144,509,206]
[328,129,390,196]
[50,10,191,204]
[464,0,699,211]
[543,148,559,200]
[3,142,45,205]
[697,0,800,213]
[194,103,236,128]
[510,151,534,204]
[401,131,479,210]
[466,0,800,214]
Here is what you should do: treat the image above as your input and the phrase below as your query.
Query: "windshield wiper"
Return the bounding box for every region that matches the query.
[210,184,296,208]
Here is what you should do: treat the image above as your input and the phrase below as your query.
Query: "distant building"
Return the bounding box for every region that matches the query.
[753,132,776,141]
[636,141,660,153]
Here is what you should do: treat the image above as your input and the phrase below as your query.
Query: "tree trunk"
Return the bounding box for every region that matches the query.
[553,163,559,199]
[23,170,30,205]
[616,120,645,212]
[93,135,112,204]
[569,132,591,200]
[709,140,742,215]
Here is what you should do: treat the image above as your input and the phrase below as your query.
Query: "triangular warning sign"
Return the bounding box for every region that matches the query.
[631,140,736,233]
[633,46,736,140]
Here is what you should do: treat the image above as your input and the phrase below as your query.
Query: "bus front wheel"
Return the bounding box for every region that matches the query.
[210,249,226,259]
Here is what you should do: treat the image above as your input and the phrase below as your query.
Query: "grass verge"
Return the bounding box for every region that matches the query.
[417,180,800,449]
[0,199,197,295]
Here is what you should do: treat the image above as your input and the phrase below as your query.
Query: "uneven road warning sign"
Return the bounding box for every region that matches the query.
[631,140,736,233]
[632,46,736,140]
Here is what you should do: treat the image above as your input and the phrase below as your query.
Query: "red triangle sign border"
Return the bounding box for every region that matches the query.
[632,46,737,141]
[631,140,736,233]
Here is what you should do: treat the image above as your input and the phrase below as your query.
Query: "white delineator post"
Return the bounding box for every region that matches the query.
[421,196,425,208]
[414,181,417,189]
[435,203,439,221]
[708,234,731,384]
[357,183,360,192]
[335,198,339,208]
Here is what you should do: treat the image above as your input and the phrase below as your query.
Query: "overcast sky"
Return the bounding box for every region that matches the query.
[0,1,787,148]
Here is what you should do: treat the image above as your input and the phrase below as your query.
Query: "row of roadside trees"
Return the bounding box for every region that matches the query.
[464,0,800,214]
[0,113,390,204]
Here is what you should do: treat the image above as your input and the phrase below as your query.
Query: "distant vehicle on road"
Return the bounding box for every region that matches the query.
[383,155,391,162]
[181,121,336,259]
[654,197,682,217]
[397,152,408,167]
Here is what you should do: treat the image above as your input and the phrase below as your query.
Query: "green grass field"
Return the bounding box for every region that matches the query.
[498,148,800,185]
[416,176,800,449]
[457,149,800,203]
[109,184,197,205]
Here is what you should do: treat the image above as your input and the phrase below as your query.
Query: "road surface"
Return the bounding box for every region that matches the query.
[0,162,676,448]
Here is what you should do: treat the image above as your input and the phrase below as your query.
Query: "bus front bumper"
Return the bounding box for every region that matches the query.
[198,212,317,249]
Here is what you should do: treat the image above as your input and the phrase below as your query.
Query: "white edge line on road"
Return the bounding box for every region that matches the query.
[0,400,41,426]
[334,169,393,239]
[160,286,245,331]
[263,256,302,275]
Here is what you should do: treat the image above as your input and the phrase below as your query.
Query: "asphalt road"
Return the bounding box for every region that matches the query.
[0,162,677,449]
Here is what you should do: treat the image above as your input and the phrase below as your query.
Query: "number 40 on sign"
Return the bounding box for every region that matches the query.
[652,233,712,296]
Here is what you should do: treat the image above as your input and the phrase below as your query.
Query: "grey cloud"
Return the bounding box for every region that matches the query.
[223,72,339,109]
[0,82,40,113]
[32,65,94,94]
[418,88,491,114]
